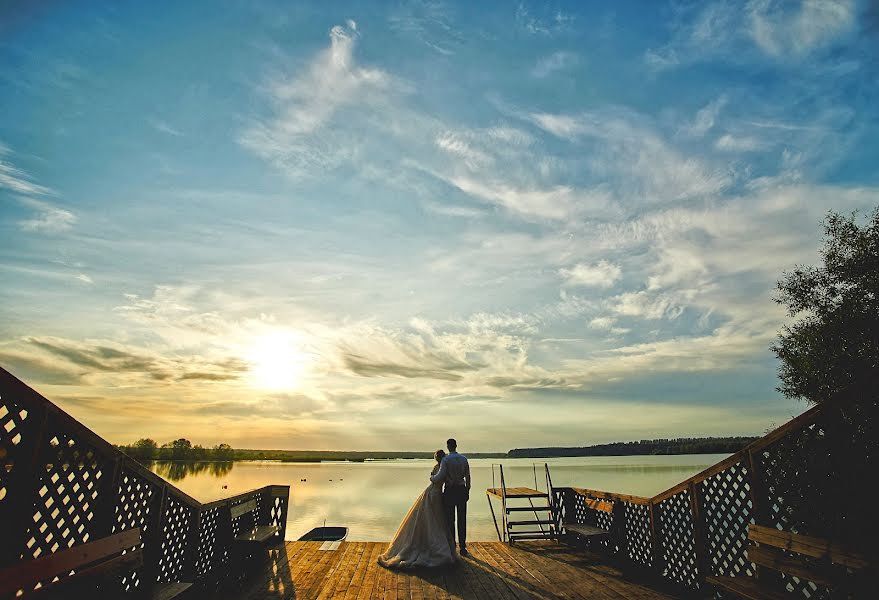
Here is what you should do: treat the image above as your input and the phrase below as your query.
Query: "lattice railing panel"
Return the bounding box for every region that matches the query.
[269,494,287,540]
[195,506,226,577]
[760,418,832,600]
[157,496,194,584]
[0,393,37,529]
[658,489,699,588]
[701,459,754,580]
[112,468,161,590]
[0,369,291,594]
[22,423,109,563]
[623,502,653,568]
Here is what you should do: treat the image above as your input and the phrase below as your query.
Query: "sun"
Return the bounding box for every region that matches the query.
[248,330,309,391]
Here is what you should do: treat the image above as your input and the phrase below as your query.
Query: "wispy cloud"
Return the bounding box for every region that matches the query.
[645,0,855,71]
[18,198,77,234]
[531,51,578,78]
[0,143,55,196]
[240,21,395,178]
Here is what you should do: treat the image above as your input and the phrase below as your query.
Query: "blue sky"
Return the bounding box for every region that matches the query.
[1,1,877,451]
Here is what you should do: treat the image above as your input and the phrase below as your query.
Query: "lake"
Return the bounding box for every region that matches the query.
[150,454,727,541]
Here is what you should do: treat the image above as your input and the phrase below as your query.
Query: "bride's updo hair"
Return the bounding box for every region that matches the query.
[434,449,446,463]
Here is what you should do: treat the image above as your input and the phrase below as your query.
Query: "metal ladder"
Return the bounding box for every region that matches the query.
[487,463,558,543]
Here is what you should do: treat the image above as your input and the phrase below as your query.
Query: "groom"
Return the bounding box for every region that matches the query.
[430,438,471,556]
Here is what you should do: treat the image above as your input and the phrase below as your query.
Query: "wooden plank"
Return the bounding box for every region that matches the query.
[467,544,531,600]
[317,541,360,600]
[706,575,789,600]
[487,487,548,499]
[334,541,370,600]
[152,582,194,600]
[230,499,258,520]
[0,528,142,595]
[571,488,651,506]
[354,543,384,600]
[748,525,871,570]
[746,545,836,588]
[462,544,518,600]
[235,524,280,543]
[298,541,343,599]
[566,524,610,538]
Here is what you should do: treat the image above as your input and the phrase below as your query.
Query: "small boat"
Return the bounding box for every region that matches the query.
[298,526,349,542]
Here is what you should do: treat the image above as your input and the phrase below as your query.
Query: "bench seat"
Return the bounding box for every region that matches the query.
[565,524,610,538]
[235,525,281,544]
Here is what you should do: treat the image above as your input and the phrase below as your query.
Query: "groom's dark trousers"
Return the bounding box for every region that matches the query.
[443,485,468,550]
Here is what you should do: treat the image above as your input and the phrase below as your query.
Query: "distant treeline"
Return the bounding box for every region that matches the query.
[507,436,759,458]
[117,438,234,462]
[231,449,508,462]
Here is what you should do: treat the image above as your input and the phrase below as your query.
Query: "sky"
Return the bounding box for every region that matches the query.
[1,1,878,452]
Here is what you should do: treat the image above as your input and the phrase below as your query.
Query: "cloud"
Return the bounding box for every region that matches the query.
[12,336,250,384]
[76,273,94,284]
[646,0,856,70]
[559,261,621,288]
[528,108,733,204]
[679,97,727,138]
[18,198,77,234]
[239,21,394,178]
[0,144,55,197]
[747,0,855,57]
[715,133,763,152]
[515,3,574,35]
[150,119,183,136]
[531,51,578,78]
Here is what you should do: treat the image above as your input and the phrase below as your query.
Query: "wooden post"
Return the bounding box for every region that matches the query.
[612,500,626,558]
[648,501,665,576]
[689,481,709,586]
[746,449,767,524]
[93,456,123,538]
[183,506,202,581]
[143,483,169,586]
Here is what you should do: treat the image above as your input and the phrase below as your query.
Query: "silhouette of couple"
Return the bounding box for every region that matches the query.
[378,438,470,569]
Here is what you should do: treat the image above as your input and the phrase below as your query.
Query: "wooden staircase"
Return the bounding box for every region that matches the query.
[486,464,558,543]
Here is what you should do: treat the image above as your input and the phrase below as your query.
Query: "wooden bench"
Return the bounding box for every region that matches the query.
[231,499,281,545]
[707,524,874,599]
[563,496,612,541]
[0,528,192,599]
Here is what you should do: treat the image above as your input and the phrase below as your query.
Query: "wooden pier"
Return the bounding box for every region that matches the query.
[236,540,680,600]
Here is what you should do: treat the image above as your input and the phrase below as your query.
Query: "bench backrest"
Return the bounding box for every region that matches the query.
[0,528,142,597]
[748,525,869,570]
[230,498,258,520]
[746,525,873,590]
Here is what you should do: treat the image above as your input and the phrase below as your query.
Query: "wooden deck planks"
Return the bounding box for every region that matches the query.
[239,540,680,600]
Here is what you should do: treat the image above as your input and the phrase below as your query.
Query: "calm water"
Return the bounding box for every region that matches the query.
[150,455,727,541]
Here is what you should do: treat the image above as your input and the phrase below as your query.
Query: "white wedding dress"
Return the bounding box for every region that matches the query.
[378,465,456,569]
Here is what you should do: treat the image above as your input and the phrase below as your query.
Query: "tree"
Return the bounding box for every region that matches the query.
[212,443,234,461]
[768,208,879,548]
[130,438,158,460]
[164,438,193,461]
[772,208,879,405]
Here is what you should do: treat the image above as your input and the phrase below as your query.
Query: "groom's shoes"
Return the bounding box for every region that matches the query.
[459,547,470,557]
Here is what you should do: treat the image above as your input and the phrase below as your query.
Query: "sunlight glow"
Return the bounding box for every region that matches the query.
[248,330,309,391]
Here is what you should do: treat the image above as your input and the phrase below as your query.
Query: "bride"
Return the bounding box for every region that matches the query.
[378,450,456,569]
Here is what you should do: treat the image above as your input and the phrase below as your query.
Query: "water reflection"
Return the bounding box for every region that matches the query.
[151,460,233,481]
[149,455,727,541]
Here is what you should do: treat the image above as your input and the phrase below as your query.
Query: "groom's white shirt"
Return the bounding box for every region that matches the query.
[430,451,470,489]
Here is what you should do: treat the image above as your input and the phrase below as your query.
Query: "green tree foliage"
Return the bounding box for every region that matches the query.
[768,208,878,548]
[119,438,235,462]
[772,208,879,405]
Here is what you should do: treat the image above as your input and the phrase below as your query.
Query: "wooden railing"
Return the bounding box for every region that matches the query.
[0,367,289,595]
[553,401,853,598]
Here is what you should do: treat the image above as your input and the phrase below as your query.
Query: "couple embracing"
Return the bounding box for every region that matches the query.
[378,438,470,569]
